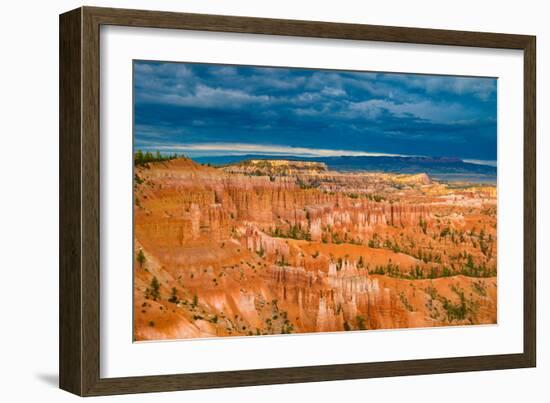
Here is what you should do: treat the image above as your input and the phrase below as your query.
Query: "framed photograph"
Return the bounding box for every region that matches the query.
[59,6,536,396]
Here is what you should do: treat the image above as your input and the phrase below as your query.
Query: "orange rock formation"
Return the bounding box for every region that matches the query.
[133,158,497,341]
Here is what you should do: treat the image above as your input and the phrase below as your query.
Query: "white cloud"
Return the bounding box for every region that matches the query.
[150,142,413,158]
[348,99,468,122]
[463,159,497,167]
[388,74,496,101]
[138,84,271,109]
[321,87,346,97]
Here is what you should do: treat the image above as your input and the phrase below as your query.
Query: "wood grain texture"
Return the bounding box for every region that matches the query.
[81,6,102,396]
[523,38,537,367]
[59,7,82,396]
[59,6,537,396]
[86,6,532,49]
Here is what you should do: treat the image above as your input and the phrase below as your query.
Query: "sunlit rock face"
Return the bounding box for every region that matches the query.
[133,158,497,341]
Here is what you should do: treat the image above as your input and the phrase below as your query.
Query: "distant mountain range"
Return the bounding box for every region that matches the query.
[194,154,497,177]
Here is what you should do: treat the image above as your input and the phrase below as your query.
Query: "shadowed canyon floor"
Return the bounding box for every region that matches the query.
[133,158,497,341]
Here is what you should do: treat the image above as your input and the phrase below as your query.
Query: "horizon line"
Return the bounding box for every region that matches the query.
[134,142,496,167]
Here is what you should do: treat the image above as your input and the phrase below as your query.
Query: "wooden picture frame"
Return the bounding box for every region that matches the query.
[59,6,536,396]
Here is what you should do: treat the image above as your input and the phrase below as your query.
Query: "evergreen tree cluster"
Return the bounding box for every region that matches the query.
[134,150,183,166]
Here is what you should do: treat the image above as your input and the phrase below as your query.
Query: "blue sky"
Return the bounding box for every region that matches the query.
[134,61,497,163]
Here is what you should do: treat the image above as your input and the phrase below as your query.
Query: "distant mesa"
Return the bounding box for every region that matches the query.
[224,159,328,176]
[244,159,327,169]
[193,154,497,178]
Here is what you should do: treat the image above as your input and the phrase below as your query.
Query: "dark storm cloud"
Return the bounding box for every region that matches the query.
[133,61,497,161]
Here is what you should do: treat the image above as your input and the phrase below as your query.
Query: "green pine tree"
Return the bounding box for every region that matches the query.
[136,249,146,268]
[149,276,160,301]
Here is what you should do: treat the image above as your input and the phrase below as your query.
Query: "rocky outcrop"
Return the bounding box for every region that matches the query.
[223,159,328,176]
[135,159,433,249]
